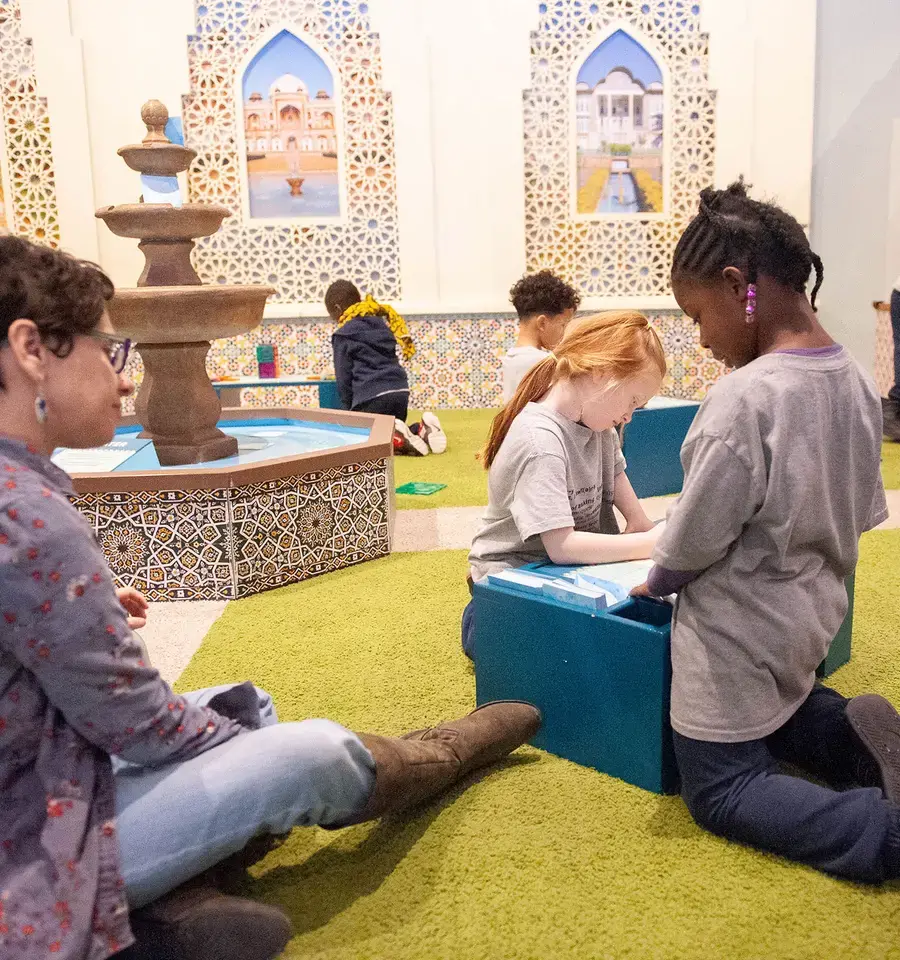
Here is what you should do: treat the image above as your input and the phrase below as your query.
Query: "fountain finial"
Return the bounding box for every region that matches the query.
[141,99,171,144]
[113,98,196,178]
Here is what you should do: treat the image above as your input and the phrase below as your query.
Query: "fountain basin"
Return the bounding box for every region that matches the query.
[106,284,274,342]
[65,408,395,600]
[118,142,197,177]
[106,284,276,465]
[96,203,230,242]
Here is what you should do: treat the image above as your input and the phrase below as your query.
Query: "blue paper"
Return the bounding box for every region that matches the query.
[541,580,609,613]
[140,174,182,207]
[487,569,551,596]
[164,117,185,145]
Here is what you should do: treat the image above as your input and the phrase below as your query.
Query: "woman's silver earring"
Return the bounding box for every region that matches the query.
[34,394,48,424]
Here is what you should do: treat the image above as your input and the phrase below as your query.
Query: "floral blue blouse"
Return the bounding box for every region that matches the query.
[0,436,244,959]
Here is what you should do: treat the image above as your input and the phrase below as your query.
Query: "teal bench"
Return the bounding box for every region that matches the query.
[212,376,343,410]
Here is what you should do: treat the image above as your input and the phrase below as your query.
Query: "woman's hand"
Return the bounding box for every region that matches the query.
[629,581,654,598]
[116,586,149,630]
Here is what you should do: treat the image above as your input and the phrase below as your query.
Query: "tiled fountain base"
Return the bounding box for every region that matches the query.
[68,408,395,602]
[74,458,391,601]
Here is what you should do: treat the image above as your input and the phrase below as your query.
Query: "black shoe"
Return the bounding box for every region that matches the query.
[846,694,900,803]
[882,397,900,436]
[121,885,292,960]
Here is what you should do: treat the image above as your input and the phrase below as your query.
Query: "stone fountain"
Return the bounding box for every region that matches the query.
[96,99,275,465]
[66,98,393,603]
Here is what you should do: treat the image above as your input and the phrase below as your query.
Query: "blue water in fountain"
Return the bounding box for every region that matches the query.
[54,418,371,474]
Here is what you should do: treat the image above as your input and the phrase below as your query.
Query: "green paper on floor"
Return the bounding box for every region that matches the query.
[394,409,495,509]
[395,481,447,496]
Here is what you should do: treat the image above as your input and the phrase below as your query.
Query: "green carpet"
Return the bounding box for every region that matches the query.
[882,441,900,489]
[394,409,495,510]
[176,534,900,960]
[395,414,900,498]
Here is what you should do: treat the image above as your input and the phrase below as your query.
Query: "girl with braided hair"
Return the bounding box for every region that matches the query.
[633,179,900,883]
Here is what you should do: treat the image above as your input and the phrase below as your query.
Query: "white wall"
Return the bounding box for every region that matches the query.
[810,0,900,369]
[703,0,817,224]
[19,0,819,316]
[373,0,536,313]
[23,0,195,287]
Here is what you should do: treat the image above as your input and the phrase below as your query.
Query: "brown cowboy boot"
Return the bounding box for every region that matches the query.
[117,883,293,960]
[337,700,542,826]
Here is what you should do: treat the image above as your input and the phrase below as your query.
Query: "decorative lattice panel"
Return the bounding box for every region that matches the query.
[0,0,60,246]
[184,0,400,306]
[875,304,893,398]
[524,0,715,296]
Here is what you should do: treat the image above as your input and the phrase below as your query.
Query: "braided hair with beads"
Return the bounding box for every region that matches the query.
[672,178,824,310]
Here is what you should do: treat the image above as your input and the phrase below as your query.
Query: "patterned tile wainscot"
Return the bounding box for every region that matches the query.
[120,310,727,416]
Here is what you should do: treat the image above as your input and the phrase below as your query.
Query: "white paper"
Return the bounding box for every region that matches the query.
[52,446,139,473]
[564,559,654,599]
[643,395,700,409]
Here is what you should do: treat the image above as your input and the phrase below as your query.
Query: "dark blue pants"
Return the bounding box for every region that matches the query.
[890,289,900,404]
[461,600,476,660]
[674,684,900,883]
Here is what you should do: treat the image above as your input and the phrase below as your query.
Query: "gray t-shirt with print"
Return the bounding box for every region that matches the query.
[654,348,888,743]
[469,403,625,581]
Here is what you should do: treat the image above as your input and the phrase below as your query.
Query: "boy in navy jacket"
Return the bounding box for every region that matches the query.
[326,280,446,455]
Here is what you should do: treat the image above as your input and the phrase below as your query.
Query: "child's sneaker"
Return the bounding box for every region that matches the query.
[394,419,429,456]
[846,694,900,803]
[420,412,448,454]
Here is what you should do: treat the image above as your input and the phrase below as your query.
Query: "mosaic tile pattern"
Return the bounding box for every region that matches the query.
[524,0,715,297]
[73,458,390,601]
[0,0,61,246]
[184,0,401,306]
[120,310,726,416]
[874,304,893,398]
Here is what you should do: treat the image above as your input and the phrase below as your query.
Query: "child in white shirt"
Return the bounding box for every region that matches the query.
[502,271,580,403]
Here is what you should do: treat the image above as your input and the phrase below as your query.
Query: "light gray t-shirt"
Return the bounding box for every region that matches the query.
[502,346,551,403]
[654,347,888,743]
[469,403,625,581]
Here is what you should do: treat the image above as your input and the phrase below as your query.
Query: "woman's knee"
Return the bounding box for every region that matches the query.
[249,720,375,819]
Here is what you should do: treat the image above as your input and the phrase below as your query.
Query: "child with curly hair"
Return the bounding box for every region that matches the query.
[503,270,581,403]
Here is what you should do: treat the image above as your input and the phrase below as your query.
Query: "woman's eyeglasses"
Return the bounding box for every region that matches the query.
[87,331,132,374]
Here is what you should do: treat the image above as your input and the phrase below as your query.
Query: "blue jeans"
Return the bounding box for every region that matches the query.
[890,289,900,404]
[114,685,376,908]
[674,685,900,884]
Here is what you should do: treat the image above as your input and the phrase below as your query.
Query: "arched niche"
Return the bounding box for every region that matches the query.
[236,27,343,223]
[572,26,668,219]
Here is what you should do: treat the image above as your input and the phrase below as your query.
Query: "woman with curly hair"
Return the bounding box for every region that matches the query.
[0,236,540,960]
